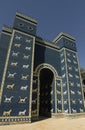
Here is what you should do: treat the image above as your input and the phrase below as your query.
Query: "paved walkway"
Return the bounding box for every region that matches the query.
[0,118,85,130]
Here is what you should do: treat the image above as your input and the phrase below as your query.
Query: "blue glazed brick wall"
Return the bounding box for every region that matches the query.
[0,31,35,117]
[0,32,11,88]
[13,17,37,36]
[34,43,61,76]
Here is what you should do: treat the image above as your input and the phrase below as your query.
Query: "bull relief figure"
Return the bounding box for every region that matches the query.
[12,51,20,57]
[72,108,77,113]
[64,109,68,113]
[78,99,83,104]
[15,35,22,40]
[32,88,37,93]
[14,43,21,48]
[25,46,31,50]
[19,96,27,103]
[4,95,14,103]
[18,109,26,116]
[20,85,28,90]
[69,82,74,87]
[3,109,12,116]
[10,62,18,67]
[22,64,29,69]
[79,108,84,112]
[57,90,61,94]
[23,54,30,60]
[8,72,16,78]
[25,39,31,43]
[6,84,15,90]
[31,109,37,114]
[70,90,75,95]
[21,75,29,80]
[77,83,80,87]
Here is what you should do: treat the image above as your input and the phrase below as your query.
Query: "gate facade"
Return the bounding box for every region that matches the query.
[0,12,84,124]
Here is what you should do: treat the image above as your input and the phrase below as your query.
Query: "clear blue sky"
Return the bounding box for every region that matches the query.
[0,0,85,68]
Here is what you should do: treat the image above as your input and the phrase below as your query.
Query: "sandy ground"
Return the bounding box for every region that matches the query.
[0,118,85,130]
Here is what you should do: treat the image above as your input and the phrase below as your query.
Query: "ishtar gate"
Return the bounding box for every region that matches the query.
[0,12,85,124]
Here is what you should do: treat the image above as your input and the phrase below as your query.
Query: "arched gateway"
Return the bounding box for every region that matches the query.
[0,12,85,124]
[33,63,60,118]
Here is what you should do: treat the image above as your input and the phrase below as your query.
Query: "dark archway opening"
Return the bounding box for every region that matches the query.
[84,92,85,97]
[83,79,85,85]
[39,68,54,118]
[83,79,85,99]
